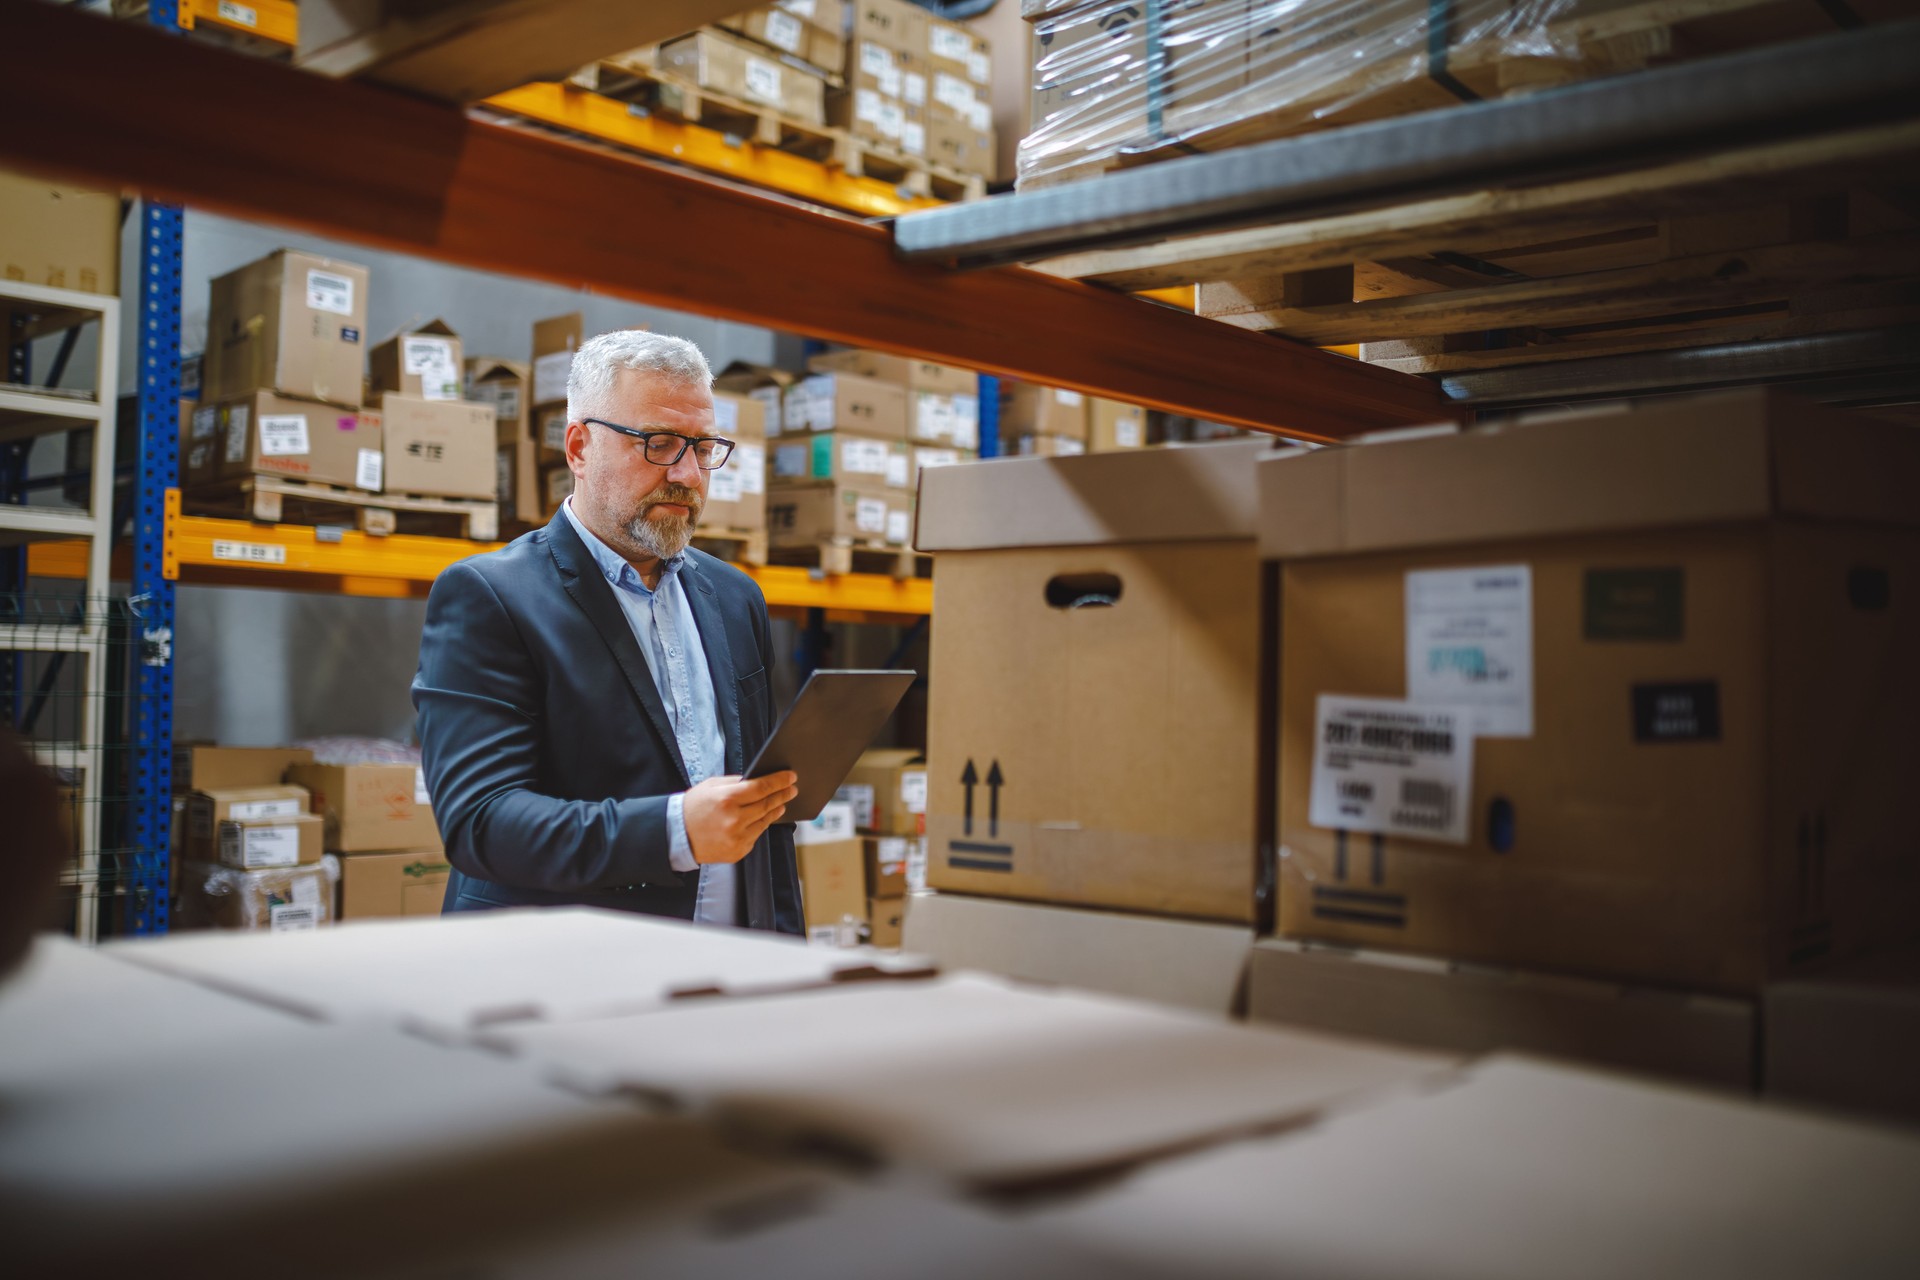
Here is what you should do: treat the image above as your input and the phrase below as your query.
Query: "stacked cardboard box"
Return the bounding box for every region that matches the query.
[530,312,584,518]
[704,389,770,536]
[472,356,541,527]
[717,1,849,80]
[288,761,450,920]
[368,318,497,501]
[831,0,931,161]
[1001,382,1148,454]
[0,166,120,294]
[829,747,927,947]
[175,747,335,933]
[923,5,997,179]
[659,25,829,125]
[769,351,921,553]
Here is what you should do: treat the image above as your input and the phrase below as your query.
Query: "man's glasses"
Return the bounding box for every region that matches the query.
[582,419,736,469]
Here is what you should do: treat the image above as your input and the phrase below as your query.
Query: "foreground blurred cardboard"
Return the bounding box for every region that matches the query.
[1266,390,1920,991]
[903,891,1252,1016]
[1765,944,1920,1126]
[1248,938,1756,1090]
[917,440,1274,923]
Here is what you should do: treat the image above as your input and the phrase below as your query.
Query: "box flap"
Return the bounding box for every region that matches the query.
[467,356,529,382]
[916,439,1273,551]
[487,973,1453,1189]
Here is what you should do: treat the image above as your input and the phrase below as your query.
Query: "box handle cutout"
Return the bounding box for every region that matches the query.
[1045,572,1123,610]
[1487,796,1515,852]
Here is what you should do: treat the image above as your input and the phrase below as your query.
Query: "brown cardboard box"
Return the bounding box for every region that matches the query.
[176,856,339,931]
[852,0,929,55]
[659,29,828,125]
[910,389,980,449]
[867,897,904,948]
[718,5,846,73]
[183,401,221,486]
[215,814,325,871]
[0,168,120,294]
[467,356,530,446]
[530,312,582,463]
[917,439,1273,922]
[338,849,454,920]
[204,249,369,408]
[542,463,575,515]
[188,785,311,861]
[1012,433,1086,458]
[807,349,976,397]
[769,480,913,548]
[772,432,911,489]
[713,361,794,435]
[285,763,440,854]
[839,747,928,836]
[497,437,543,524]
[1265,389,1920,992]
[173,744,315,793]
[1089,397,1148,450]
[712,390,769,441]
[782,372,910,438]
[1764,944,1920,1126]
[901,891,1254,1015]
[1000,382,1088,439]
[865,836,913,898]
[378,393,497,499]
[828,86,929,156]
[704,438,767,534]
[1248,939,1757,1091]
[534,403,571,464]
[370,319,464,402]
[927,15,992,94]
[798,838,869,944]
[210,391,383,490]
[928,112,997,179]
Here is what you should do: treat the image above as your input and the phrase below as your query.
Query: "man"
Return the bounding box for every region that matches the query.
[413,330,801,932]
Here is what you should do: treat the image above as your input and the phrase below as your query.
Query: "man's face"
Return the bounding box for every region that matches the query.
[568,369,715,562]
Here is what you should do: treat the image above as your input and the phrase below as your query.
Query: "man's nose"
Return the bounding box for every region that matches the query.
[666,447,704,486]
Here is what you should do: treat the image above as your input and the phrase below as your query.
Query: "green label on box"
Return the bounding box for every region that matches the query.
[1584,568,1684,641]
[812,433,833,479]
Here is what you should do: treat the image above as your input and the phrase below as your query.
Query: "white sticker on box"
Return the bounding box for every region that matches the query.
[914,392,951,441]
[709,467,744,503]
[212,539,286,565]
[966,99,992,132]
[532,350,573,404]
[225,404,250,462]
[877,100,905,139]
[765,9,804,52]
[229,798,302,821]
[774,442,808,478]
[415,766,431,805]
[967,50,991,85]
[1308,695,1474,845]
[914,447,959,472]
[952,393,979,429]
[192,406,217,439]
[493,385,521,422]
[795,800,857,845]
[712,397,739,435]
[270,903,318,932]
[904,73,926,106]
[291,874,323,908]
[189,443,211,471]
[860,42,891,77]
[885,509,910,545]
[1059,437,1087,455]
[952,411,977,450]
[901,121,926,155]
[306,269,354,316]
[404,337,460,400]
[779,0,817,18]
[878,62,903,97]
[931,27,969,60]
[355,447,383,492]
[807,924,840,948]
[885,453,909,487]
[876,836,909,866]
[935,73,973,112]
[1115,416,1143,448]
[842,437,891,476]
[226,823,300,869]
[1054,388,1084,406]
[737,443,765,495]
[1405,564,1533,738]
[744,56,783,105]
[835,783,877,829]
[900,769,928,814]
[542,413,568,452]
[218,2,258,29]
[905,835,928,891]
[855,496,887,535]
[258,414,309,457]
[496,450,512,501]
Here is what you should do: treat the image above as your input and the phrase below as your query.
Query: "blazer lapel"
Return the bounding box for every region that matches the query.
[681,554,745,774]
[544,512,691,787]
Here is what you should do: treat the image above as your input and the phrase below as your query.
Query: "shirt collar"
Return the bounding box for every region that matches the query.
[562,497,682,596]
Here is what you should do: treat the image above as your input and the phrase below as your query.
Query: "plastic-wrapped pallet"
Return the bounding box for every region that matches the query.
[175,855,341,932]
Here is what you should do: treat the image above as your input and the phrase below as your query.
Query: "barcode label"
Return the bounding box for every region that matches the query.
[229,798,302,821]
[218,2,258,29]
[270,903,318,933]
[306,269,354,316]
[1309,695,1473,844]
[356,448,383,492]
[1406,564,1533,737]
[212,540,287,565]
[765,9,803,52]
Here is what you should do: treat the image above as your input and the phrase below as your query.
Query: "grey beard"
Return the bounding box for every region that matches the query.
[625,508,695,560]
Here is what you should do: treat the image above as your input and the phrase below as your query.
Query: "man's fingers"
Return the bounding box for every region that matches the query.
[733,771,797,801]
[743,784,799,818]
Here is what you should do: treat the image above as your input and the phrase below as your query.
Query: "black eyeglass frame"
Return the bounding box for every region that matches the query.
[580,418,737,469]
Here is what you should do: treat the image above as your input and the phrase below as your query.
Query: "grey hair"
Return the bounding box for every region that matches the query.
[566,329,713,424]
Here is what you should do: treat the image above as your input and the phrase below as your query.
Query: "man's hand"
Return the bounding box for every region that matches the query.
[684,772,799,865]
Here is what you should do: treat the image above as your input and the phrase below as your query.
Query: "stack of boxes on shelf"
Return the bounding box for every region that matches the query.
[831,0,996,180]
[1000,381,1149,455]
[658,2,848,130]
[704,385,771,555]
[906,388,1920,1111]
[367,318,497,503]
[794,747,926,947]
[288,758,451,920]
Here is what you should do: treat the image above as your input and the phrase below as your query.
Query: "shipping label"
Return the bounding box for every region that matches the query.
[1406,564,1533,738]
[269,903,318,932]
[738,443,765,495]
[1309,695,1474,845]
[229,798,302,821]
[224,403,250,462]
[835,783,877,829]
[712,397,739,435]
[258,414,310,457]
[192,406,217,439]
[306,269,354,316]
[885,453,910,488]
[904,72,927,106]
[403,337,460,400]
[708,466,744,503]
[291,875,323,908]
[900,770,928,814]
[855,496,887,535]
[356,448,384,492]
[765,9,804,52]
[223,822,300,869]
[743,56,784,105]
[842,437,891,476]
[885,509,911,545]
[795,800,857,845]
[532,349,573,404]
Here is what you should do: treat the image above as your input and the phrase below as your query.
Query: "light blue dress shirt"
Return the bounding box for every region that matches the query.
[561,499,738,927]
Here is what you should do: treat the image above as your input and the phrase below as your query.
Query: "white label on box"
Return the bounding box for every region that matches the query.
[906,836,928,891]
[935,72,973,112]
[496,449,512,500]
[217,2,257,28]
[1115,416,1143,448]
[796,799,857,845]
[415,766,430,805]
[192,406,217,440]
[270,903,318,933]
[876,836,909,867]
[229,798,302,821]
[914,447,960,472]
[952,411,977,450]
[224,822,300,869]
[744,56,783,105]
[493,385,521,422]
[225,403,250,462]
[542,413,568,453]
[709,466,744,503]
[877,99,905,139]
[532,349,573,404]
[765,9,804,52]
[291,874,323,908]
[1054,388,1084,406]
[189,443,211,471]
[306,269,354,316]
[1056,437,1086,456]
[774,442,808,478]
[712,397,739,435]
[1405,564,1534,738]
[877,62,903,98]
[966,99,992,132]
[355,447,383,492]
[842,437,891,476]
[904,73,926,106]
[967,50,991,85]
[855,496,887,535]
[900,769,928,814]
[404,337,460,400]
[1309,695,1474,845]
[901,120,926,155]
[931,27,970,61]
[885,453,909,487]
[807,924,840,948]
[779,0,817,19]
[835,783,876,829]
[737,443,765,495]
[951,392,979,428]
[860,42,891,77]
[914,391,951,441]
[212,539,287,565]
[258,414,308,457]
[885,509,910,545]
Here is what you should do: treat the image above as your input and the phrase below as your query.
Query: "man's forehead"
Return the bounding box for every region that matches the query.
[610,371,714,419]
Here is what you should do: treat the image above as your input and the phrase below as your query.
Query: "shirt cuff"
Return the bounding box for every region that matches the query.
[667,792,697,873]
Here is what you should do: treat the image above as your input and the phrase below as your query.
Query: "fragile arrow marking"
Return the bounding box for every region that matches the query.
[986,760,1004,839]
[960,758,977,836]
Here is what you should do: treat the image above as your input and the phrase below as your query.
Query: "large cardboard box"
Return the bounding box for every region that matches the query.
[1265,389,1920,992]
[807,348,975,397]
[378,393,497,499]
[782,372,909,437]
[176,856,339,931]
[369,319,463,401]
[338,849,454,919]
[917,440,1273,923]
[0,168,120,294]
[285,762,440,853]
[867,897,904,949]
[911,388,980,449]
[658,29,828,125]
[172,744,314,793]
[187,784,310,860]
[210,391,383,490]
[772,432,910,489]
[204,249,369,408]
[864,836,914,898]
[852,0,929,56]
[467,356,530,446]
[718,5,845,73]
[902,891,1254,1015]
[797,838,869,944]
[1765,944,1920,1126]
[1248,938,1757,1090]
[215,814,325,871]
[1000,382,1088,439]
[839,747,928,836]
[828,86,929,157]
[769,480,912,548]
[928,112,997,179]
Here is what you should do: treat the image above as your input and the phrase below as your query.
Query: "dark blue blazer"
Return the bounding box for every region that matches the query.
[411,510,801,933]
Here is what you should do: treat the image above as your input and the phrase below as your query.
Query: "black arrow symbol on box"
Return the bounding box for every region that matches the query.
[987,760,1003,838]
[960,759,977,836]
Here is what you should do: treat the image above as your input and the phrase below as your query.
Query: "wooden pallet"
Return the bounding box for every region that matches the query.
[569,61,839,162]
[1036,119,1920,372]
[835,134,987,203]
[691,526,769,567]
[768,539,929,578]
[185,476,499,541]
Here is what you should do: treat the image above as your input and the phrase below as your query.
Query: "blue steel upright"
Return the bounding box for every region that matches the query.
[974,372,999,458]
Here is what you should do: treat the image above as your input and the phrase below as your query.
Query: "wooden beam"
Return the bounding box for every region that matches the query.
[0,1,1448,441]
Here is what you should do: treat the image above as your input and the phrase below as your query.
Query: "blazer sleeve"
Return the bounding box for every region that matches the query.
[412,560,685,894]
[750,584,804,936]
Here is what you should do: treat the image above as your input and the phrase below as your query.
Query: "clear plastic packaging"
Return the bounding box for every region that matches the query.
[176,855,341,932]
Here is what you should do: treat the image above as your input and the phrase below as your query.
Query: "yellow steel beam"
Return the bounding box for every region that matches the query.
[180,0,298,47]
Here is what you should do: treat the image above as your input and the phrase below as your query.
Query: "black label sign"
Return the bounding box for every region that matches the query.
[1631,681,1721,743]
[1585,568,1684,641]
[341,326,361,343]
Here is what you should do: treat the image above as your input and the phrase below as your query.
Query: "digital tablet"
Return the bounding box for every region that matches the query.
[745,669,917,822]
